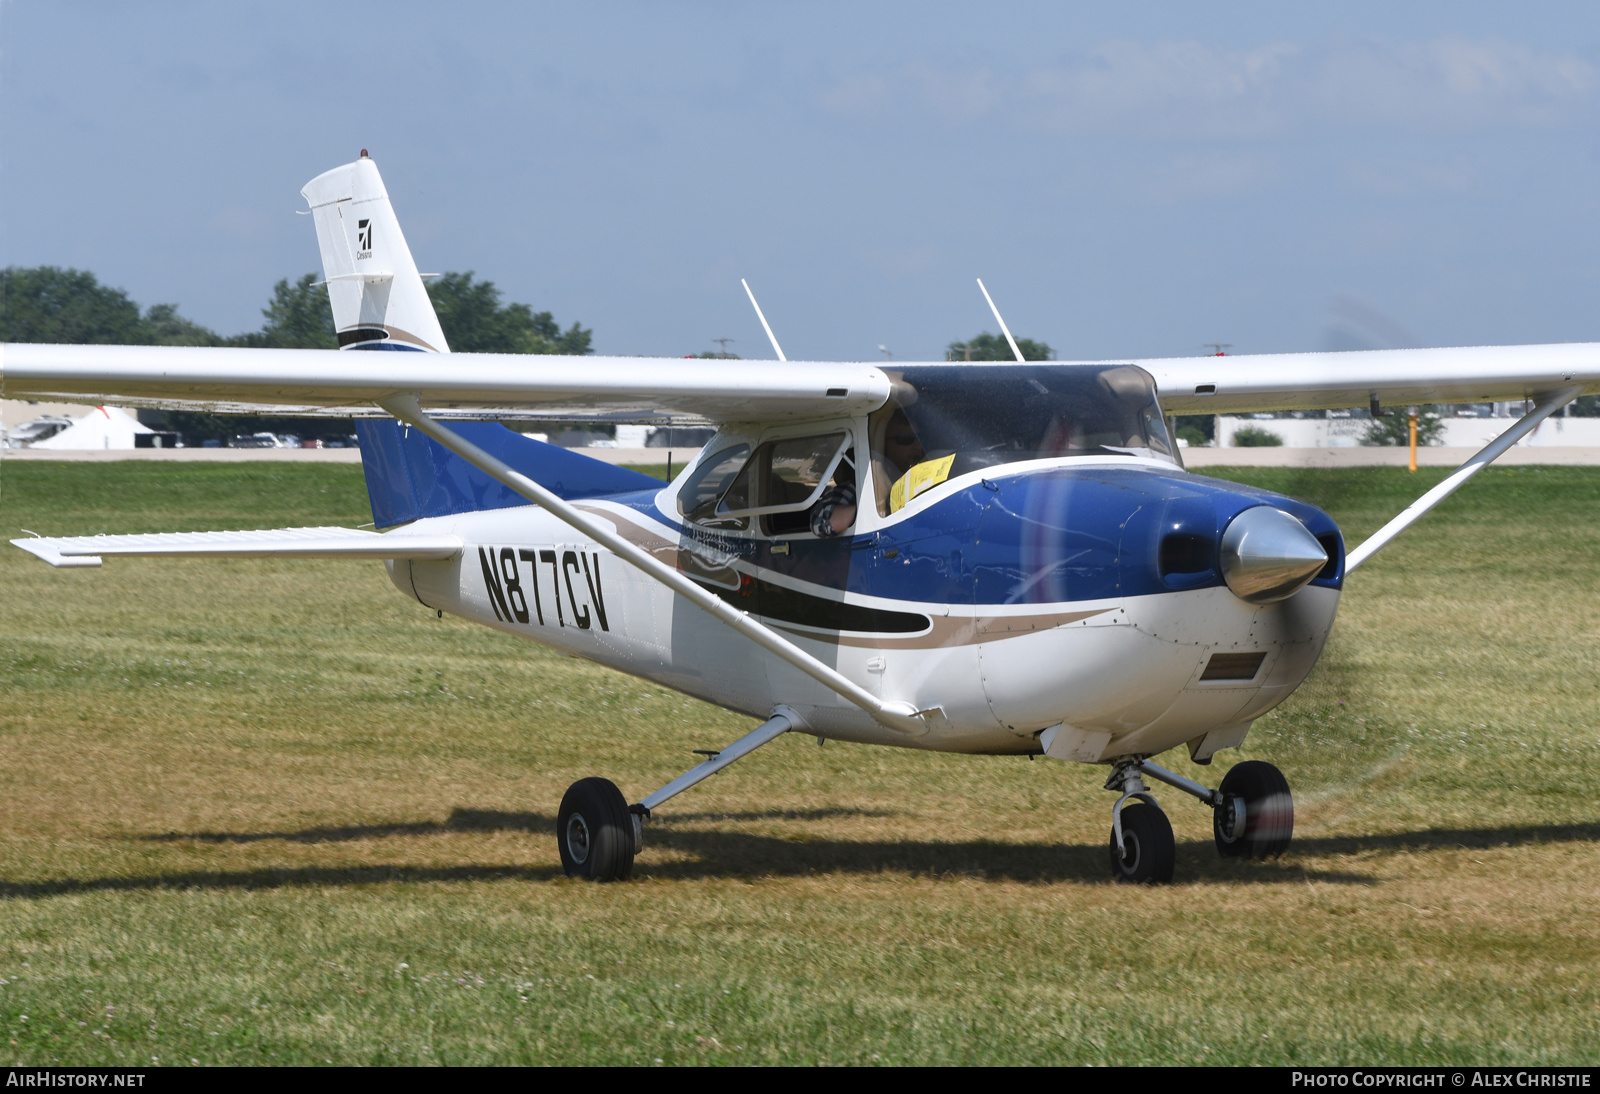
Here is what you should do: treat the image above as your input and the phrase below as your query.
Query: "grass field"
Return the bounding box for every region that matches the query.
[0,459,1596,1065]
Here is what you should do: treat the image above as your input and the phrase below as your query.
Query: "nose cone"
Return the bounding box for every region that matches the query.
[1220,506,1328,604]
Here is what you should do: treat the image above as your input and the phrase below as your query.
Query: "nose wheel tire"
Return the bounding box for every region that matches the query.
[557,777,636,882]
[1213,760,1294,859]
[1109,801,1175,884]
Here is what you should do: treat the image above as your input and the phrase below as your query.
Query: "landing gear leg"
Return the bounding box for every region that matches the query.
[1101,756,1295,881]
[556,707,799,882]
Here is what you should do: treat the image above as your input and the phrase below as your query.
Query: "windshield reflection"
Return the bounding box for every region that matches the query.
[873,364,1177,487]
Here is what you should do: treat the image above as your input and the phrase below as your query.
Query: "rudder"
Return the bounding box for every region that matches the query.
[301,153,449,352]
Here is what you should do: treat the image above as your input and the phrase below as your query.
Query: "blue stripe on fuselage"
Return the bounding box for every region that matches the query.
[613,462,1343,608]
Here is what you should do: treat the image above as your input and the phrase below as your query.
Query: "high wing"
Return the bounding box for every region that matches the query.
[10,526,463,568]
[1141,343,1600,415]
[0,343,891,424]
[4,340,1596,423]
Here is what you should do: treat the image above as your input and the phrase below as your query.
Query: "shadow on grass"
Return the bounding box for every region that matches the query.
[18,815,1596,899]
[134,806,895,845]
[630,827,1379,886]
[1285,821,1600,857]
[0,863,565,901]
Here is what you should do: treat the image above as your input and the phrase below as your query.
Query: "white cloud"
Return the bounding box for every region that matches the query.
[817,36,1600,138]
[1310,36,1598,130]
[1024,40,1299,139]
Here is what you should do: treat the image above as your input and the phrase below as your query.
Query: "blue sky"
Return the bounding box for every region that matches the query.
[5,2,1600,361]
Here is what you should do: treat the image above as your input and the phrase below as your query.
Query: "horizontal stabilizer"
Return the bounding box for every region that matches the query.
[11,526,462,568]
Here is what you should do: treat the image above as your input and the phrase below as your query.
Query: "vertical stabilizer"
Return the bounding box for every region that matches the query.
[352,421,664,528]
[300,154,448,352]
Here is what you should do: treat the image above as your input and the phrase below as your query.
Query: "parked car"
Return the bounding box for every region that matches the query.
[4,416,74,447]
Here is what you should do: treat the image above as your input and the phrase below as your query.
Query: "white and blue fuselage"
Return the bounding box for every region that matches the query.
[370,420,1343,766]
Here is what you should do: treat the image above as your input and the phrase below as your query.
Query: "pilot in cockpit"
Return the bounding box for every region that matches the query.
[875,404,946,515]
[879,407,927,482]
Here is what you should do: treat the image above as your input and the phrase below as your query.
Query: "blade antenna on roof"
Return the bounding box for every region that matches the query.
[742,279,788,362]
[976,278,1026,363]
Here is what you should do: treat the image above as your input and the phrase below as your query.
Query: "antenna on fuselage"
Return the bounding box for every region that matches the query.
[976,278,1026,363]
[741,279,788,362]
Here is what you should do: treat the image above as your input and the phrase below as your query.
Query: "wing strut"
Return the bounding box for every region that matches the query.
[1345,386,1581,573]
[378,394,929,736]
[634,707,799,816]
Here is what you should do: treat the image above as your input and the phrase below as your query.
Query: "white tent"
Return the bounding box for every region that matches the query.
[30,405,152,450]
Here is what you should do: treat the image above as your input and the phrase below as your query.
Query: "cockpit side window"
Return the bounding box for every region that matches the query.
[762,439,857,537]
[755,433,846,510]
[678,432,857,536]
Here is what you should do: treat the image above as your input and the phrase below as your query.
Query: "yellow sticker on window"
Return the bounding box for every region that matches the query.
[888,454,956,513]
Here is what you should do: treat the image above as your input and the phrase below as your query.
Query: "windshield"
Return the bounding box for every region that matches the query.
[877,364,1177,482]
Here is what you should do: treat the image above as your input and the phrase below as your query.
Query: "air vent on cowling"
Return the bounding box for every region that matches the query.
[1159,534,1214,576]
[1200,651,1267,682]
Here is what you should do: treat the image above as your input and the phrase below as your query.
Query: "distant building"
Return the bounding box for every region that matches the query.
[2,403,155,449]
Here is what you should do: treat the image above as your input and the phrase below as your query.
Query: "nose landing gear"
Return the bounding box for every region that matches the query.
[1105,764,1175,884]
[1104,757,1294,883]
[1109,800,1176,884]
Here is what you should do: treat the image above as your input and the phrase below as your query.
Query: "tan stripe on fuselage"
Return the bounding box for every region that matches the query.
[581,503,1112,649]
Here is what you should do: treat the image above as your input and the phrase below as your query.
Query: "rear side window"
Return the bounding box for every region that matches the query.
[678,445,751,529]
[676,433,853,533]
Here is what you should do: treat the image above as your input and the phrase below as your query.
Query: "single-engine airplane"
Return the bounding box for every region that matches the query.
[5,154,1596,883]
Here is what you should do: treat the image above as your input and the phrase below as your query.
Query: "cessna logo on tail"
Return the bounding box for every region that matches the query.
[356,219,372,259]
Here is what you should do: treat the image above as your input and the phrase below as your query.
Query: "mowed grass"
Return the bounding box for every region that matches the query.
[0,459,1596,1066]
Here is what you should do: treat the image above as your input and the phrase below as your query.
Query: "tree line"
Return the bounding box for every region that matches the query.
[0,266,593,443]
[0,266,593,354]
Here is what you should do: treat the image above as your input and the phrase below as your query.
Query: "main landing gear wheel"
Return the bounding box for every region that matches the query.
[1213,760,1294,860]
[1109,801,1175,885]
[557,777,636,882]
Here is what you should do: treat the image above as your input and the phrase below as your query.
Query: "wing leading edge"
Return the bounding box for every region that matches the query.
[1142,342,1600,415]
[4,341,1596,423]
[0,343,892,425]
